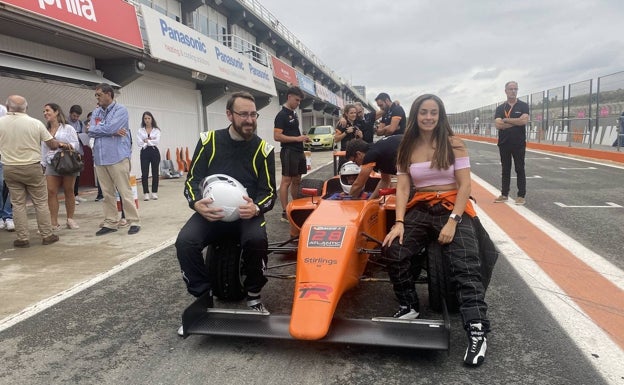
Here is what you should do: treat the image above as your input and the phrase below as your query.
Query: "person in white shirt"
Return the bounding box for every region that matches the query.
[136,111,161,201]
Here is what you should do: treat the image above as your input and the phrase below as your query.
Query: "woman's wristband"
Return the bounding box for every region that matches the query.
[395,219,404,224]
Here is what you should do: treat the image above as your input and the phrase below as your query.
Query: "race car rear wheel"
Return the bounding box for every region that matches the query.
[427,242,459,313]
[205,237,246,301]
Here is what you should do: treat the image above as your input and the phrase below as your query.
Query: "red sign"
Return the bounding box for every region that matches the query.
[2,0,143,49]
[271,56,298,85]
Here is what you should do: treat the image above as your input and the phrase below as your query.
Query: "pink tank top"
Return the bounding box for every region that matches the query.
[398,157,470,188]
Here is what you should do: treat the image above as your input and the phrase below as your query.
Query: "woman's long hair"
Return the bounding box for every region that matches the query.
[396,94,456,172]
[44,103,67,129]
[141,111,159,128]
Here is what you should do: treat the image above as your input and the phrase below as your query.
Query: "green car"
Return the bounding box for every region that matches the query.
[304,125,335,151]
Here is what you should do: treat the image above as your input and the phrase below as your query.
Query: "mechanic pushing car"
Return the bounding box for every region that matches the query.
[175,91,276,335]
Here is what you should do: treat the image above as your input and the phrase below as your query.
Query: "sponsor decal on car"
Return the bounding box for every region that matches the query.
[297,283,333,302]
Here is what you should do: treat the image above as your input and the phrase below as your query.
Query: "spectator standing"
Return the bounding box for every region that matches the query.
[0,95,62,247]
[41,103,81,230]
[0,103,15,232]
[273,86,309,222]
[374,92,406,136]
[85,111,104,202]
[136,111,161,201]
[333,104,362,151]
[67,105,86,204]
[354,102,382,143]
[612,111,624,147]
[88,83,141,236]
[175,91,276,334]
[493,81,530,205]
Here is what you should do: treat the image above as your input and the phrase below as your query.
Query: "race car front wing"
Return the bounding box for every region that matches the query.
[181,291,450,352]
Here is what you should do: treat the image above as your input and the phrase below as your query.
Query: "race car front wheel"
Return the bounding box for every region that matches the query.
[205,237,246,301]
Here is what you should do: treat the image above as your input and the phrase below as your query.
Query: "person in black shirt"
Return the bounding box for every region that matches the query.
[345,135,402,199]
[334,104,362,151]
[354,102,381,143]
[375,92,406,136]
[273,86,309,221]
[493,81,530,205]
[175,91,276,322]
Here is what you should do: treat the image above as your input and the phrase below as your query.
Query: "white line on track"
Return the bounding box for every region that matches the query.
[0,239,175,332]
[472,173,624,384]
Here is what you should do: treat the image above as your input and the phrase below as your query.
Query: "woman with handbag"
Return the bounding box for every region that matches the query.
[41,103,81,230]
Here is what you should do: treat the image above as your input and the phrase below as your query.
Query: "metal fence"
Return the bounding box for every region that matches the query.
[450,71,624,150]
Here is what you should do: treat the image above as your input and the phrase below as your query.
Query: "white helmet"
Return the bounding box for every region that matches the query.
[339,161,361,194]
[201,174,248,222]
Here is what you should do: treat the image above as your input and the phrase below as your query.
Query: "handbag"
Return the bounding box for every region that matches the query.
[51,148,84,175]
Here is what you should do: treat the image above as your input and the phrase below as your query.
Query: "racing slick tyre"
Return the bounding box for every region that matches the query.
[297,178,325,198]
[205,237,246,301]
[427,242,459,313]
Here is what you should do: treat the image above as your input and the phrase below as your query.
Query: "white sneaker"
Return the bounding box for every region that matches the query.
[143,193,150,201]
[0,220,5,230]
[151,192,158,200]
[75,196,87,202]
[5,218,15,232]
[75,200,80,205]
[177,325,184,336]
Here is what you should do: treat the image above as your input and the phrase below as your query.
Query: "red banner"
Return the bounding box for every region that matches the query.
[271,56,298,85]
[2,0,143,49]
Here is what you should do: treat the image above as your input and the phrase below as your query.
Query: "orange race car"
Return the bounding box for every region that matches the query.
[179,170,472,352]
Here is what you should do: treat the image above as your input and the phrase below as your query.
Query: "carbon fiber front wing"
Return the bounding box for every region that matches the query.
[180,291,450,352]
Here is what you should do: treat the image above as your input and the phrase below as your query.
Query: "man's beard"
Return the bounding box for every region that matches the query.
[232,120,256,140]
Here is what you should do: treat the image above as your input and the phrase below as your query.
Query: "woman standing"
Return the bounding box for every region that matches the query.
[137,111,161,201]
[333,104,362,151]
[382,94,492,366]
[41,103,80,230]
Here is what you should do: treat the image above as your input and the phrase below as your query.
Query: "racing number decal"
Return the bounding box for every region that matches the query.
[307,226,346,248]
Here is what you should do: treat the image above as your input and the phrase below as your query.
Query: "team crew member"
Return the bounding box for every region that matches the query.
[375,92,406,136]
[345,136,402,199]
[274,86,309,222]
[493,81,530,205]
[176,92,276,333]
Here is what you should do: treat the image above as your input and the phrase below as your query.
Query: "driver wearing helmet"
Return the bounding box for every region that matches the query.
[175,92,276,330]
[327,161,368,200]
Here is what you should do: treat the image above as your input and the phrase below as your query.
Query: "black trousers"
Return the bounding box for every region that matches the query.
[175,212,269,297]
[498,145,526,198]
[140,146,161,194]
[384,203,489,329]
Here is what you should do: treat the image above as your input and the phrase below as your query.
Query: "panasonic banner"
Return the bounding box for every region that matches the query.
[140,5,276,96]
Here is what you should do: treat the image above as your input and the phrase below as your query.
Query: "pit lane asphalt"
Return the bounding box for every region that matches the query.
[0,147,618,384]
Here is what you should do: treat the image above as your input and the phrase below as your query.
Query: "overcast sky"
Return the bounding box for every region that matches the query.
[258,0,624,113]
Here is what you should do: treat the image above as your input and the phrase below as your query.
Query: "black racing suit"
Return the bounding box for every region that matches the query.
[176,128,276,297]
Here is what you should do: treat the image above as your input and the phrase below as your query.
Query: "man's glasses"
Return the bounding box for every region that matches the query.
[94,92,104,97]
[231,111,259,119]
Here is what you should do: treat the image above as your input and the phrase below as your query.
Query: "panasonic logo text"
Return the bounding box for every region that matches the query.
[160,19,207,53]
[215,47,244,70]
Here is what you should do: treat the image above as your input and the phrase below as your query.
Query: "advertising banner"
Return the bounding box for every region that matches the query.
[2,0,143,49]
[271,56,298,85]
[296,70,316,96]
[141,5,276,96]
